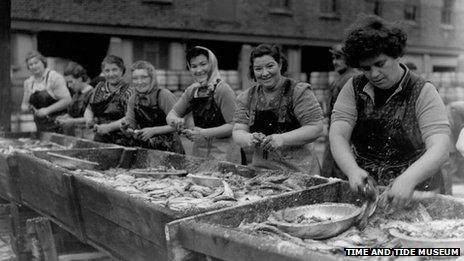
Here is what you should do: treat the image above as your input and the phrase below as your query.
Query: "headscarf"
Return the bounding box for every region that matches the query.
[188,46,222,91]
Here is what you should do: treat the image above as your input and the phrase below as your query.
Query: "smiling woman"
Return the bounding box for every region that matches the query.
[166,46,241,163]
[120,60,184,153]
[21,50,72,133]
[232,44,324,174]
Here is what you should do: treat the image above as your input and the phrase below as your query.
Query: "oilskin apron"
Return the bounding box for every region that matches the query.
[190,83,241,163]
[29,71,65,133]
[132,89,184,153]
[350,73,443,191]
[248,79,321,175]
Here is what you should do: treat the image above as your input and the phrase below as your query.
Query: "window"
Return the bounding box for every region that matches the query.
[320,0,338,14]
[365,0,382,16]
[269,0,292,15]
[404,2,419,21]
[209,0,236,21]
[441,0,454,25]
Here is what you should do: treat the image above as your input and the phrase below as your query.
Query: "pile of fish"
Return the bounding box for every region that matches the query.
[384,219,464,239]
[72,168,315,213]
[238,202,449,257]
[0,138,67,154]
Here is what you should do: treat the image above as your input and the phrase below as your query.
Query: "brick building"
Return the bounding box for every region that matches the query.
[9,0,464,110]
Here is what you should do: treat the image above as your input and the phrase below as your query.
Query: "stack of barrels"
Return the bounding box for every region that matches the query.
[156,70,241,98]
[429,72,464,105]
[310,72,333,117]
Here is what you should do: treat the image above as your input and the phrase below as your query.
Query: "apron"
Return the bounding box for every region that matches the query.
[350,73,443,191]
[189,82,241,163]
[29,71,65,133]
[63,90,93,136]
[89,81,130,145]
[248,79,321,175]
[132,89,184,153]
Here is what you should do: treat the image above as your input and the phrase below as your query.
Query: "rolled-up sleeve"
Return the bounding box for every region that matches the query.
[331,78,358,127]
[292,83,323,125]
[415,83,450,140]
[233,89,251,125]
[172,85,194,117]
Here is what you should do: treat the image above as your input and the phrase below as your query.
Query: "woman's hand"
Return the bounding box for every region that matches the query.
[166,112,185,130]
[56,117,75,128]
[346,167,370,193]
[35,108,50,118]
[261,134,285,151]
[137,127,158,141]
[383,175,415,209]
[93,123,112,135]
[183,127,205,142]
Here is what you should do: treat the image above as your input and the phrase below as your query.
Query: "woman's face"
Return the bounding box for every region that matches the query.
[252,55,282,89]
[102,62,124,85]
[132,69,152,93]
[189,54,211,84]
[64,75,82,93]
[358,54,402,89]
[27,57,46,76]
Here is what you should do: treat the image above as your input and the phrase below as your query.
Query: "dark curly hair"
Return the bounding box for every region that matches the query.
[248,44,288,81]
[342,15,407,68]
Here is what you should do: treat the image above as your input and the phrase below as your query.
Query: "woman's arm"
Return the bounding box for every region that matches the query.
[278,123,322,146]
[233,123,254,148]
[386,133,449,207]
[330,120,369,192]
[83,106,94,126]
[21,81,31,112]
[200,123,233,139]
[457,128,464,156]
[45,72,72,114]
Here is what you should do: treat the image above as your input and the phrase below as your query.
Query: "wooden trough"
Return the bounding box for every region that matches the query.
[0,132,115,203]
[166,182,464,261]
[17,147,330,261]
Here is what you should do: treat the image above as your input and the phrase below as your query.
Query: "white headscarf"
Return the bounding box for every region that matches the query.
[188,46,222,90]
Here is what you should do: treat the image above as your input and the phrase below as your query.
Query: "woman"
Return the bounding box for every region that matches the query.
[121,61,184,153]
[21,51,72,132]
[55,61,93,137]
[233,44,323,174]
[166,46,240,163]
[330,16,449,208]
[84,55,132,145]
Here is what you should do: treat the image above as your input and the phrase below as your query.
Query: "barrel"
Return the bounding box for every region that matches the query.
[166,71,180,92]
[226,71,240,90]
[156,70,167,89]
[179,71,193,91]
[10,113,36,132]
[310,72,329,90]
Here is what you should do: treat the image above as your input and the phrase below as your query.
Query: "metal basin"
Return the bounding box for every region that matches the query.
[269,203,362,239]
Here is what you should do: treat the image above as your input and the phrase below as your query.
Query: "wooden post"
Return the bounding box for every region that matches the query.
[9,204,40,261]
[0,0,11,132]
[26,217,58,261]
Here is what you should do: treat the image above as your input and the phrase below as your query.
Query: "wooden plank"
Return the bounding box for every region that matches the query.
[14,152,82,236]
[46,152,100,170]
[26,217,58,261]
[10,204,41,261]
[0,154,21,202]
[82,209,167,261]
[75,176,177,248]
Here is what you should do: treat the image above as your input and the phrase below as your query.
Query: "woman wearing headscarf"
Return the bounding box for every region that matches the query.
[55,61,93,136]
[121,60,184,153]
[21,51,72,132]
[84,55,132,145]
[233,44,323,174]
[166,46,240,163]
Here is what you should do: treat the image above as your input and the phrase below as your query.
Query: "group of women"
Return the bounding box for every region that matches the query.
[21,15,451,209]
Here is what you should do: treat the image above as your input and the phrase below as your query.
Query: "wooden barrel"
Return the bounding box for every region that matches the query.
[310,72,329,90]
[179,71,193,91]
[226,71,240,90]
[166,71,180,92]
[156,70,167,89]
